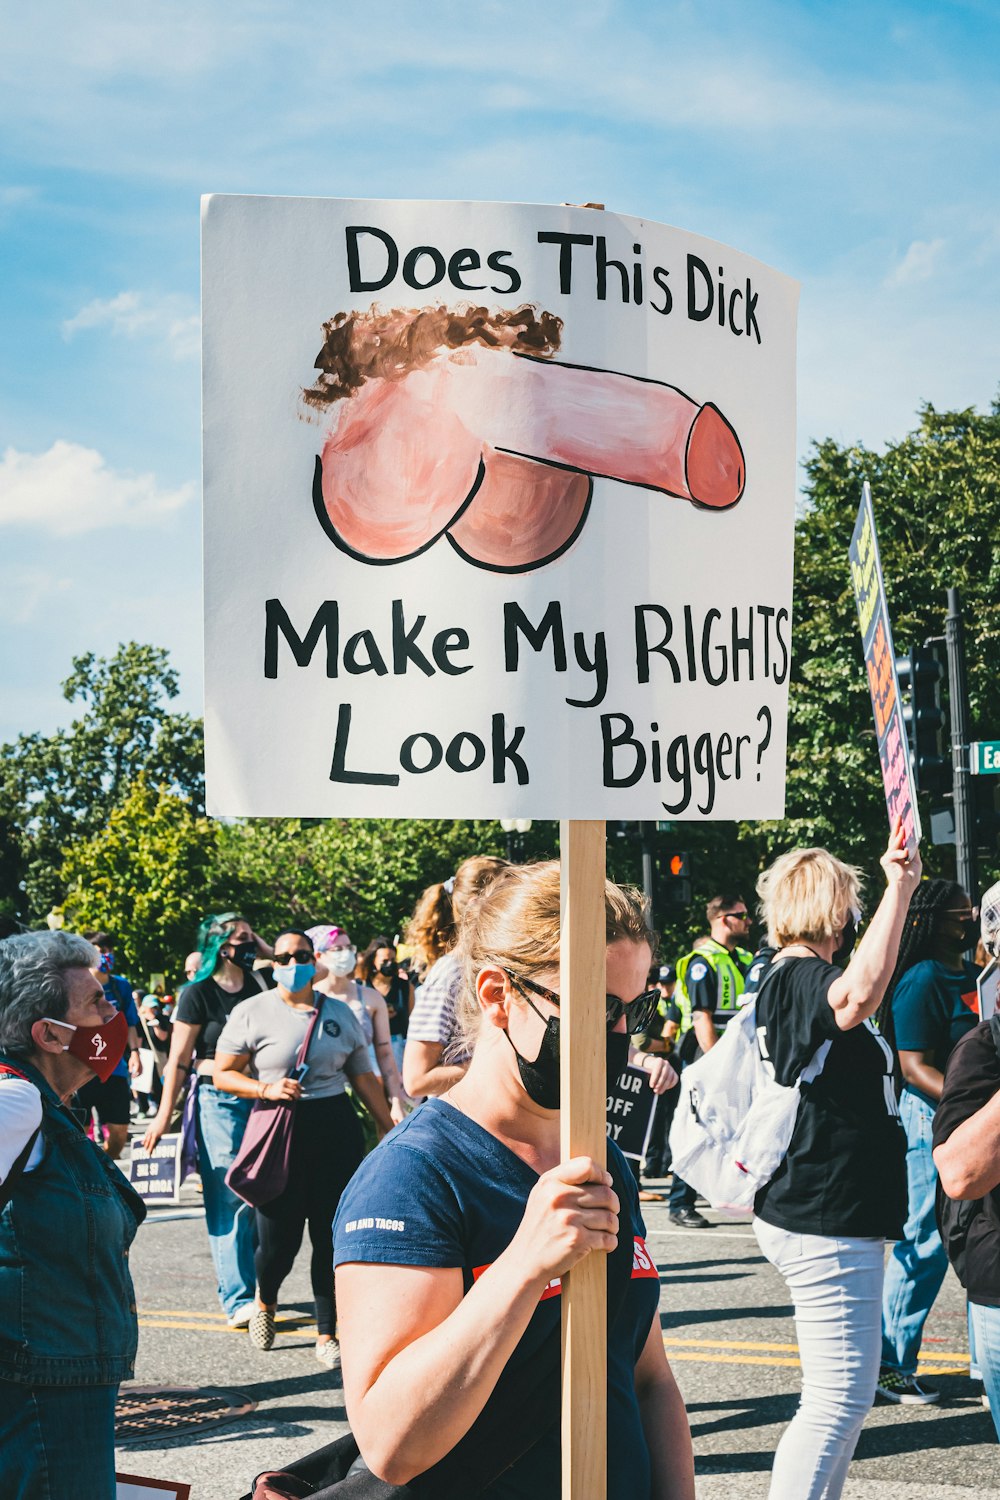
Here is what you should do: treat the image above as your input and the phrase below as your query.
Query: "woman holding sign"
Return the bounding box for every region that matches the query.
[751,820,920,1499]
[332,862,694,1499]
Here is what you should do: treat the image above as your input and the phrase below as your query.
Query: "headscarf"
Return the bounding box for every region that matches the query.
[305,924,344,954]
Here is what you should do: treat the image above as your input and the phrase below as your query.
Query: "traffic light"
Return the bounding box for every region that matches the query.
[975,779,1000,856]
[896,645,951,796]
[657,849,692,908]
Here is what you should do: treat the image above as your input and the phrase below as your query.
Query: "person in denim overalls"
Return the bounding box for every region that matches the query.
[0,930,146,1500]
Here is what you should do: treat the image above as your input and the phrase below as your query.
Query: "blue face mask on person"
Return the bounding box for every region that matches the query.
[273,960,316,993]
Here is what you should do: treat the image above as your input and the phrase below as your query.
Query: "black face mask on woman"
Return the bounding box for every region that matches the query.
[225,940,257,973]
[504,993,631,1111]
[832,908,862,966]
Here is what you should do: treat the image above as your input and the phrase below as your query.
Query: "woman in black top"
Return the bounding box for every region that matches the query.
[141,912,273,1327]
[359,936,414,1069]
[751,820,920,1500]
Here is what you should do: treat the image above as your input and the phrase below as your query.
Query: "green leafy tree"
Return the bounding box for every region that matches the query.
[1,642,204,919]
[60,777,219,985]
[212,817,558,946]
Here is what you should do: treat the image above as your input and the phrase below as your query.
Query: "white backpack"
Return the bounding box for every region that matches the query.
[667,965,831,1215]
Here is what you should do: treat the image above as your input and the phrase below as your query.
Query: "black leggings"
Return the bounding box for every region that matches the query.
[254,1092,364,1336]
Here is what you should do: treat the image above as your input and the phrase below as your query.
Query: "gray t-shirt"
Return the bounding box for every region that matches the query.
[216,990,373,1100]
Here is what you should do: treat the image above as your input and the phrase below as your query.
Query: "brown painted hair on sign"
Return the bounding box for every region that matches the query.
[302,303,563,407]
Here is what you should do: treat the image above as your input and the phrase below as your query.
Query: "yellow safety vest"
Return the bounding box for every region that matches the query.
[675,941,753,1034]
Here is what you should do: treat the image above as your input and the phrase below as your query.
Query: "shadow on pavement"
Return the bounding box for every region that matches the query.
[661,1303,793,1328]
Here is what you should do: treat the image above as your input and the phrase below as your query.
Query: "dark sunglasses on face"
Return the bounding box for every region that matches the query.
[275,948,314,965]
[502,968,659,1034]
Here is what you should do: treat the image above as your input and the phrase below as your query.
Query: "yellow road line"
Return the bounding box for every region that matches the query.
[661,1335,970,1373]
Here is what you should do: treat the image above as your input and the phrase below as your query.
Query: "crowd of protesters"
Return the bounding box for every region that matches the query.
[1,838,999,1498]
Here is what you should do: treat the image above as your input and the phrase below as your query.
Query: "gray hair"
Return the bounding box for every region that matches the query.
[0,931,100,1056]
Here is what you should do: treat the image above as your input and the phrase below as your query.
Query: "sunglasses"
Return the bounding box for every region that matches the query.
[503,969,659,1034]
[275,948,314,965]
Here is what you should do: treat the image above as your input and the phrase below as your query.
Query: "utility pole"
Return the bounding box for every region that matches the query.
[946,589,977,903]
[639,821,656,918]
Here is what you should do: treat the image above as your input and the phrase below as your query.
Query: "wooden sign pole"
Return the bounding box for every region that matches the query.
[559,818,607,1500]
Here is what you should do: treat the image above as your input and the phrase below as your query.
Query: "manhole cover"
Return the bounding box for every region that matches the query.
[116,1385,256,1442]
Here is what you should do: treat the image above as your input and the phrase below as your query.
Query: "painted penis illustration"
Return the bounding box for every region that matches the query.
[304,304,745,571]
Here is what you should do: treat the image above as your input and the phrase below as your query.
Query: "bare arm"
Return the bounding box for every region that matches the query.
[825,820,922,1031]
[634,1317,694,1500]
[337,1157,617,1484]
[364,987,409,1121]
[934,1092,1000,1199]
[899,1049,945,1103]
[141,1020,200,1152]
[351,1069,395,1137]
[402,1040,468,1098]
[692,1009,717,1053]
[212,1050,302,1102]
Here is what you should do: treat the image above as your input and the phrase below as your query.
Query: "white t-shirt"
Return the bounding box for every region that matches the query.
[215,990,373,1100]
[0,1076,44,1178]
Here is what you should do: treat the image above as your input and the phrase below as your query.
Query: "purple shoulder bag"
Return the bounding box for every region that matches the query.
[225,998,325,1208]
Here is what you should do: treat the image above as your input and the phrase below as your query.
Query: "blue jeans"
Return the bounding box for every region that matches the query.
[881,1089,949,1376]
[0,1379,117,1499]
[969,1303,1000,1443]
[196,1083,257,1318]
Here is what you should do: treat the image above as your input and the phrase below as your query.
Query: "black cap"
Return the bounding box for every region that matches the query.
[658,964,676,984]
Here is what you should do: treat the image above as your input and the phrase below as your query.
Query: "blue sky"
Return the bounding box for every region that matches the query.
[1,0,998,742]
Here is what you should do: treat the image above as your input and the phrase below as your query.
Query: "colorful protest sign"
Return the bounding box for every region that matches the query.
[606,1063,658,1161]
[848,484,920,847]
[127,1133,182,1206]
[203,198,799,819]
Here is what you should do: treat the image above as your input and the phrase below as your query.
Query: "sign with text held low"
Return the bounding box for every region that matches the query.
[849,484,920,848]
[203,197,798,818]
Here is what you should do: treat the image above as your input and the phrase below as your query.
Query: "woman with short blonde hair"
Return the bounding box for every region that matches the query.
[749,822,921,1499]
[332,861,694,1498]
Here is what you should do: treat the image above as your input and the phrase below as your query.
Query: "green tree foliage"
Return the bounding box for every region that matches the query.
[60,777,219,986]
[212,817,558,946]
[1,642,204,918]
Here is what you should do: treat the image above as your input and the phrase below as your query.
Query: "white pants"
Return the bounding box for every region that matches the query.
[753,1218,884,1500]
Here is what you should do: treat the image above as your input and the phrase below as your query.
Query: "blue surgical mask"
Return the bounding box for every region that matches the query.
[273,961,316,993]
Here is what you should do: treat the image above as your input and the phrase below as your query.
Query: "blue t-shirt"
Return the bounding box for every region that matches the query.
[892,959,980,1106]
[333,1098,661,1499]
[105,974,139,1080]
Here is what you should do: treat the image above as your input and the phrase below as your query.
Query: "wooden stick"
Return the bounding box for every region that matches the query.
[559,818,607,1500]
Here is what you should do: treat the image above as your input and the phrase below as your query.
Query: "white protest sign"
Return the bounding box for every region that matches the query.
[203,197,798,819]
[979,959,999,1023]
[127,1133,182,1205]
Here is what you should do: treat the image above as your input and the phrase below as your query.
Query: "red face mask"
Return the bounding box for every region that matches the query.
[44,1010,128,1083]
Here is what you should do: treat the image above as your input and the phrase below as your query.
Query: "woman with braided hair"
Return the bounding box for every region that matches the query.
[877,878,981,1403]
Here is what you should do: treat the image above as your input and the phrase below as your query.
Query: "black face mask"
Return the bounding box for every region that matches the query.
[378,960,398,976]
[832,913,859,967]
[504,995,632,1110]
[225,941,257,973]
[944,917,981,952]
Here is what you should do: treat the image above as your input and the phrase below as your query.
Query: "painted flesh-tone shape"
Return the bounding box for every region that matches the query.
[318,370,483,560]
[439,350,746,510]
[447,449,592,571]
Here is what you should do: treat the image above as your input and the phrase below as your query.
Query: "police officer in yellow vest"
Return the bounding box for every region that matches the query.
[669,893,753,1227]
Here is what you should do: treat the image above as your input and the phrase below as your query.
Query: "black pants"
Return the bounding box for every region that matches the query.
[255,1093,364,1336]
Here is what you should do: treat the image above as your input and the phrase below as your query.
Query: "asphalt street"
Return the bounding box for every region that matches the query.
[119,1172,998,1500]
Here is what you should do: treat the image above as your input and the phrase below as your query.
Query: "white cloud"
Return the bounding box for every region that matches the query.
[884,238,947,289]
[62,291,200,360]
[0,441,194,536]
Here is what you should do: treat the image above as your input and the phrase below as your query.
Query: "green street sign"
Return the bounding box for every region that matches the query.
[970,741,1000,776]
